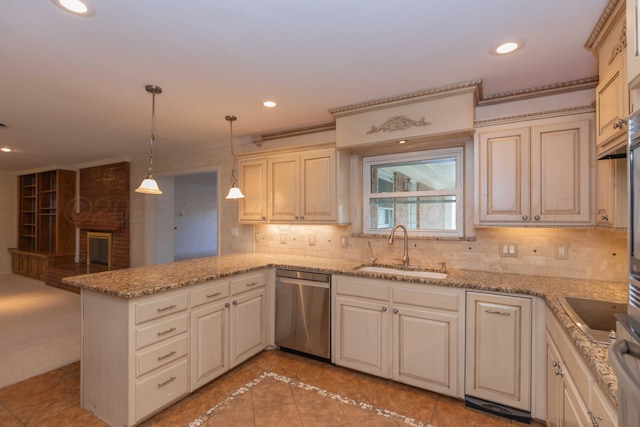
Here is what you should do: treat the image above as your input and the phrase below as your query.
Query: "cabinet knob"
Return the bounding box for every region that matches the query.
[232,300,238,306]
[393,308,399,314]
[381,306,387,312]
[613,118,628,129]
[554,368,564,377]
[262,216,266,220]
[225,302,230,308]
[534,215,540,221]
[600,215,609,221]
[522,215,528,221]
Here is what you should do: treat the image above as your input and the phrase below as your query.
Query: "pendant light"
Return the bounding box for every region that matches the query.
[225,115,245,199]
[135,85,163,195]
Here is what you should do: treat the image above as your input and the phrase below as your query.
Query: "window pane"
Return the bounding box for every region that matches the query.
[370,158,456,194]
[369,196,456,231]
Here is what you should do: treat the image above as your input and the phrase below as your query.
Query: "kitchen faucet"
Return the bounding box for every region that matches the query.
[388,224,409,268]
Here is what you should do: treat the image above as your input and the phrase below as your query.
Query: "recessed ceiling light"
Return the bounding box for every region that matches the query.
[398,140,407,144]
[1,147,13,153]
[495,42,519,55]
[263,101,277,108]
[51,0,95,16]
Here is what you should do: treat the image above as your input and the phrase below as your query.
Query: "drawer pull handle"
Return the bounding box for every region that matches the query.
[157,304,177,312]
[485,310,510,316]
[157,327,177,336]
[157,376,176,388]
[157,351,177,361]
[246,281,259,287]
[206,292,221,298]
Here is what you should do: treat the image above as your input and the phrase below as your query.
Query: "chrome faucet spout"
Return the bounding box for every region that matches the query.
[388,224,409,268]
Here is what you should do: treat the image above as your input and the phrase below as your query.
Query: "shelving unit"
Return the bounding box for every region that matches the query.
[10,169,76,280]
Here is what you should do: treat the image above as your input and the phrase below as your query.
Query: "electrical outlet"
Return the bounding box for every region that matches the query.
[255,232,260,242]
[499,242,518,257]
[555,244,569,260]
[340,236,348,247]
[309,234,316,246]
[280,233,286,244]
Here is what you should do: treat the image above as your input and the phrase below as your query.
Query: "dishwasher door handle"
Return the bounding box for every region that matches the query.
[276,277,330,288]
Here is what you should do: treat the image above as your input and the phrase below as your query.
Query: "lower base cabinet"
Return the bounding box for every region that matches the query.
[82,270,267,427]
[333,275,463,397]
[546,307,617,427]
[465,292,532,412]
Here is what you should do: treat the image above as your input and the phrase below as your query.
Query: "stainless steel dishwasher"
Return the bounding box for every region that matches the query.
[275,269,331,361]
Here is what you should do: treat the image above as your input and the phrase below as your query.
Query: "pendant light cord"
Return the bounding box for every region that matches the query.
[145,85,162,177]
[226,115,238,183]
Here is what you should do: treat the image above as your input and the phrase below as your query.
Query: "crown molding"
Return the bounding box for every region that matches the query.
[585,0,623,49]
[474,105,595,128]
[478,77,598,106]
[328,80,482,118]
[252,122,336,146]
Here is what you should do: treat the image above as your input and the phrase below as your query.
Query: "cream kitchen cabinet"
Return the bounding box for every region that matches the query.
[238,157,268,222]
[333,275,463,397]
[81,269,268,427]
[475,118,592,226]
[546,307,617,427]
[589,0,628,156]
[596,158,628,229]
[239,147,349,224]
[465,292,532,413]
[269,148,337,222]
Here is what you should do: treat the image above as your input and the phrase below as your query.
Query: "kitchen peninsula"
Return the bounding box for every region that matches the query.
[64,253,627,426]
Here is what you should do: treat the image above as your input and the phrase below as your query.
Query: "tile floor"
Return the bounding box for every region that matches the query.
[0,349,545,427]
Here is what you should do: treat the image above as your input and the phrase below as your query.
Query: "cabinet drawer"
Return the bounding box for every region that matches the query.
[136,335,188,377]
[392,286,460,311]
[136,293,188,324]
[136,315,188,350]
[231,271,266,295]
[191,281,229,308]
[136,359,188,421]
[335,277,389,301]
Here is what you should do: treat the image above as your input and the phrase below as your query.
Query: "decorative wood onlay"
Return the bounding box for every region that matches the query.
[328,79,482,118]
[608,23,627,65]
[252,122,336,146]
[478,77,598,106]
[474,105,595,128]
[365,115,431,134]
[71,210,125,231]
[584,0,623,50]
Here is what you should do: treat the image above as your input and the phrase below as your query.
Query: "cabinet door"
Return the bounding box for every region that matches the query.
[334,296,389,378]
[238,158,268,222]
[465,292,532,411]
[476,128,531,223]
[530,121,591,224]
[391,305,458,397]
[597,67,627,152]
[596,158,627,229]
[189,300,229,391]
[547,341,562,427]
[300,149,335,221]
[268,154,299,221]
[229,287,266,368]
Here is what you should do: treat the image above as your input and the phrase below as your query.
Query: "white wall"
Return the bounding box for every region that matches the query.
[0,172,16,273]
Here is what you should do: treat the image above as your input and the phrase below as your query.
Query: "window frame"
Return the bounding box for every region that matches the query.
[362,147,464,237]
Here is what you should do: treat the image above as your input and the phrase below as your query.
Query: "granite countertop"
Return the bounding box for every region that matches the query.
[62,252,627,407]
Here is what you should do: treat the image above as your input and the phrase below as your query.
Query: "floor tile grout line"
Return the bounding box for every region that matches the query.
[187,371,436,427]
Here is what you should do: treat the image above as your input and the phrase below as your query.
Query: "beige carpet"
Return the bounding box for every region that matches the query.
[0,273,80,388]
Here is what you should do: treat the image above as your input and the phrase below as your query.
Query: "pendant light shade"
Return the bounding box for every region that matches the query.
[225,115,245,199]
[135,85,163,195]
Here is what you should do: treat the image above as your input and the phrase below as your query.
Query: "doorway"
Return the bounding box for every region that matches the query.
[153,171,218,263]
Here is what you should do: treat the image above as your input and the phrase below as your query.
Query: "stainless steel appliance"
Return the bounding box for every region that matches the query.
[611,315,640,427]
[275,269,331,361]
[628,110,640,317]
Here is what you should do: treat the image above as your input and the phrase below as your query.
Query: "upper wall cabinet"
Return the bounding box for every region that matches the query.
[238,147,350,224]
[475,117,592,226]
[587,0,629,157]
[628,0,640,89]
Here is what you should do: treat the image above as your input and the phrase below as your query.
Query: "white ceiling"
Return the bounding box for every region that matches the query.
[0,0,608,172]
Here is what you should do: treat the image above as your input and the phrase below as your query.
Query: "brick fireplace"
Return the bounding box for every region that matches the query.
[46,162,131,292]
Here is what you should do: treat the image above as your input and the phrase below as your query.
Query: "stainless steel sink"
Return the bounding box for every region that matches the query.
[558,296,627,345]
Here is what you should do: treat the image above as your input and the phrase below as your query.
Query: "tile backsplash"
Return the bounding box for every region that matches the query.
[253,224,627,282]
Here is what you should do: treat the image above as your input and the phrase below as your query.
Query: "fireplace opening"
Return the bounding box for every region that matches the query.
[87,231,111,272]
